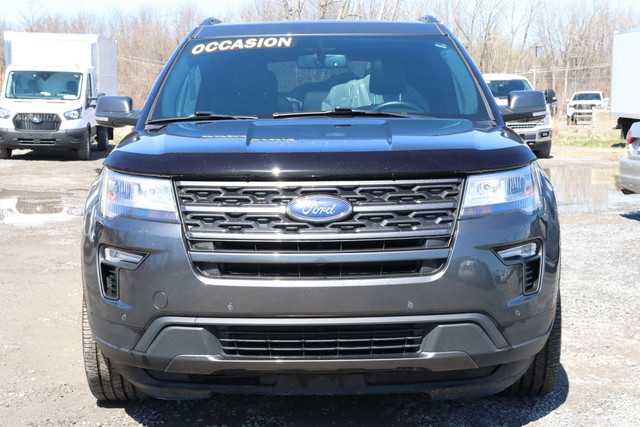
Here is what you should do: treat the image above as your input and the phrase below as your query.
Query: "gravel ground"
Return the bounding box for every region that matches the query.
[0,144,639,426]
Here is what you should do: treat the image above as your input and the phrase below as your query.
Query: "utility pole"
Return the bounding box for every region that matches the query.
[532,44,542,88]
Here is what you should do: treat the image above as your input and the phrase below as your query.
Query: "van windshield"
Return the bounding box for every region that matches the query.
[486,79,532,99]
[150,35,491,122]
[5,71,83,100]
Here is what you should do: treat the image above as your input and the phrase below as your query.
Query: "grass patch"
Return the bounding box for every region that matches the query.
[553,110,625,149]
[554,127,625,149]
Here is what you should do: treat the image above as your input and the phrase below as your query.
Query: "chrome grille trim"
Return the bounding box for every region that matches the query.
[190,248,449,264]
[175,179,463,279]
[507,123,537,129]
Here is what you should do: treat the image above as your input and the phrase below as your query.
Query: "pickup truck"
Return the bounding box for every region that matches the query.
[566,90,606,125]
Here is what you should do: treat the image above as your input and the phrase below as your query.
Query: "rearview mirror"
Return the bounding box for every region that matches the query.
[95,95,140,127]
[297,53,347,69]
[500,90,547,122]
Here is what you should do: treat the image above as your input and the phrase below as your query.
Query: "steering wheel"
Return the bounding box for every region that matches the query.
[372,101,425,113]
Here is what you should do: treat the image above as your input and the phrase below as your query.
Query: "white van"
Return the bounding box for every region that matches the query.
[0,32,117,160]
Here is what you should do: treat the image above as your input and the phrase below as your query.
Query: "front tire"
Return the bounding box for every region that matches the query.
[0,147,11,159]
[76,131,91,160]
[96,126,109,151]
[502,292,562,397]
[82,301,146,401]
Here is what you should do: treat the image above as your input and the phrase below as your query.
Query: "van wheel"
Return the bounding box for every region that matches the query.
[502,292,561,397]
[96,126,109,151]
[82,300,146,401]
[0,147,11,159]
[76,131,91,160]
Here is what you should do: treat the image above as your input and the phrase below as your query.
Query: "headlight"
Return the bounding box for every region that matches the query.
[99,169,179,223]
[461,165,542,217]
[64,107,82,120]
[537,105,551,125]
[0,107,11,119]
[538,112,550,126]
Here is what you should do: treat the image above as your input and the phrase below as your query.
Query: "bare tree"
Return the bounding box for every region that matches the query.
[3,0,639,111]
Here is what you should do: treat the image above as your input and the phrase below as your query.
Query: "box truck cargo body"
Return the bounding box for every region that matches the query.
[0,32,117,160]
[611,28,640,138]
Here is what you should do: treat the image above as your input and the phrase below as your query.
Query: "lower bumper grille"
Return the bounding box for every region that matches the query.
[212,323,431,358]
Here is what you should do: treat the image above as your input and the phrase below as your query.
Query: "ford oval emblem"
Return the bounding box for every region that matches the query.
[287,195,353,224]
[30,117,43,124]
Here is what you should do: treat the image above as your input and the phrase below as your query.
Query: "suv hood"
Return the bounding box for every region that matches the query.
[105,118,534,179]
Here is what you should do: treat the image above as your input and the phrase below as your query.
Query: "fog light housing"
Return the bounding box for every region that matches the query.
[495,242,542,295]
[98,246,147,300]
[497,242,538,261]
[103,247,145,265]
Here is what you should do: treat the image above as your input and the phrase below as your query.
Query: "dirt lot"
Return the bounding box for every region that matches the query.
[1,142,639,426]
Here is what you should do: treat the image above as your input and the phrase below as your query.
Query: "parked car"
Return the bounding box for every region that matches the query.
[620,121,640,194]
[566,91,607,125]
[82,17,561,401]
[484,73,555,158]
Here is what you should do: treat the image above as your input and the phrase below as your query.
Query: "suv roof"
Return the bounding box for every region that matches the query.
[193,19,448,39]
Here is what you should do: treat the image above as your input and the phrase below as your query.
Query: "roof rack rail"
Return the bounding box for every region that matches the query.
[418,15,439,24]
[200,17,223,26]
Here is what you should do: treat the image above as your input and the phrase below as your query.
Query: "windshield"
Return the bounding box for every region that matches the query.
[485,79,532,99]
[573,93,602,101]
[150,35,490,122]
[5,71,83,100]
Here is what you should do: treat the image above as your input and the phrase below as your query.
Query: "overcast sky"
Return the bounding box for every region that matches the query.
[0,0,252,27]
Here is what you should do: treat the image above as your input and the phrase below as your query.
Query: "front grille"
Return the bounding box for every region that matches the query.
[212,323,431,358]
[508,122,536,129]
[176,179,463,279]
[13,113,61,131]
[575,104,594,110]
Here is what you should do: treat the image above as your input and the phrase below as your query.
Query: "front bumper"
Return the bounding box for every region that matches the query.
[0,127,86,149]
[506,124,552,150]
[82,186,560,398]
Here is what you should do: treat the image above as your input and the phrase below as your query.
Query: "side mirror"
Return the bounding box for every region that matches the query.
[95,95,141,127]
[88,93,105,109]
[500,90,547,122]
[544,89,557,104]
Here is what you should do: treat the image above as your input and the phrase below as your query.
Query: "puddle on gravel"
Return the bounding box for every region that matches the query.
[0,189,83,227]
[543,166,639,214]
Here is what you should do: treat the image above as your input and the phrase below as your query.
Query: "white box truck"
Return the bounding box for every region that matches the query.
[611,28,640,138]
[0,32,117,160]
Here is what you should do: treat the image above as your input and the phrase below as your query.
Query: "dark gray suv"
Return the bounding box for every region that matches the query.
[82,17,561,401]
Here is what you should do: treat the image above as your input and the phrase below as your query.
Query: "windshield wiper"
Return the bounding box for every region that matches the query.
[146,111,258,126]
[273,107,420,119]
